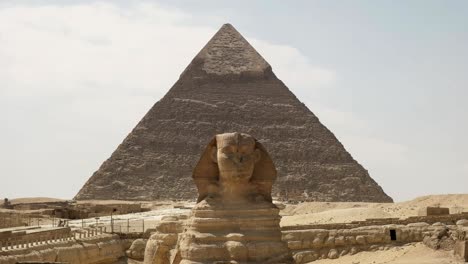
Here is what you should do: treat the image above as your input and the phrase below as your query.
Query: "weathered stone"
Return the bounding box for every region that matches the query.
[328,249,338,259]
[419,207,450,216]
[293,250,318,264]
[335,236,345,246]
[324,236,335,247]
[288,241,302,250]
[126,239,147,260]
[356,235,366,245]
[143,132,292,263]
[407,222,430,228]
[345,236,356,245]
[320,248,329,259]
[312,236,324,248]
[74,23,392,203]
[454,240,468,262]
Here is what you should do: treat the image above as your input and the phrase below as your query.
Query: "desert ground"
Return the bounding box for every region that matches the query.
[5,194,468,229]
[3,194,467,263]
[281,194,468,226]
[312,242,464,264]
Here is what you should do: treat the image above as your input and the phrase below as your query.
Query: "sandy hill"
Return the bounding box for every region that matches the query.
[9,197,66,205]
[281,194,468,226]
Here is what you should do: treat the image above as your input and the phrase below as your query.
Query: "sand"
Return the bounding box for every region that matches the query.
[3,194,468,262]
[9,197,66,204]
[280,194,468,226]
[311,243,464,264]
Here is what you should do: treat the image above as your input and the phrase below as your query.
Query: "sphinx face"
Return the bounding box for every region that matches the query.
[215,133,260,183]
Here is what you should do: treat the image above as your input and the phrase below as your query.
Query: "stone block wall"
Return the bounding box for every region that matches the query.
[0,227,72,251]
[418,207,450,216]
[283,212,468,232]
[139,212,468,263]
[0,227,106,252]
[282,222,462,263]
[0,234,124,264]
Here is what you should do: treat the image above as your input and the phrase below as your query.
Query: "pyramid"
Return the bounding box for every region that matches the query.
[75,24,392,203]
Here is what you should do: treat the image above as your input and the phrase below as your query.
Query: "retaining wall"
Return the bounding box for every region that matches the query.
[282,222,458,263]
[0,234,124,264]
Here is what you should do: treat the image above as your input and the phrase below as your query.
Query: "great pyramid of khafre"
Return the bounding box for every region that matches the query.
[75,24,393,203]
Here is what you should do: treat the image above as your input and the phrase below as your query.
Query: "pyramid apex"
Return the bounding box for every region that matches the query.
[189,23,270,76]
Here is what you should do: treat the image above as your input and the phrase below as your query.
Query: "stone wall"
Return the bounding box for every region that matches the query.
[0,227,72,250]
[282,212,468,231]
[283,223,444,263]
[0,234,124,264]
[418,207,450,216]
[0,227,107,252]
[282,217,468,263]
[0,212,45,229]
[139,212,468,263]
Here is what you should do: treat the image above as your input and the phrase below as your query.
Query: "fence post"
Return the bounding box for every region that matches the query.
[127,219,130,233]
[142,219,145,233]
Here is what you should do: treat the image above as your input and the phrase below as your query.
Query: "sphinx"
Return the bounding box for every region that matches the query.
[144,132,292,264]
[193,132,276,203]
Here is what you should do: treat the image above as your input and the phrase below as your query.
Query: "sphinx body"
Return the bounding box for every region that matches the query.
[144,133,292,264]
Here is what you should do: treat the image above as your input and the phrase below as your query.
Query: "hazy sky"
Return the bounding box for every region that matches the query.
[1,1,467,202]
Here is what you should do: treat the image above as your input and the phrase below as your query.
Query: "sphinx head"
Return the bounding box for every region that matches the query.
[212,133,261,183]
[193,132,277,203]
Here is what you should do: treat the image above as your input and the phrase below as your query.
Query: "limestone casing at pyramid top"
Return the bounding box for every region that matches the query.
[190,23,271,76]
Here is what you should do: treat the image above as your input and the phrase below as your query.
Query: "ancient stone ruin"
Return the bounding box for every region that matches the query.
[75,23,392,203]
[144,132,293,263]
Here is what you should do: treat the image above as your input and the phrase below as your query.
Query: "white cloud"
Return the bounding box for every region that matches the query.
[463,163,468,174]
[0,2,336,198]
[310,104,409,201]
[251,40,336,89]
[0,2,213,98]
[312,106,409,165]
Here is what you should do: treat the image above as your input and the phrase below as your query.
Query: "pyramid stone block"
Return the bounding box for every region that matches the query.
[75,24,392,203]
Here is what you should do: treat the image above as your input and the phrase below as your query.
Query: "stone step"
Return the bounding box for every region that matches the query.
[192,208,279,218]
[187,218,281,233]
[183,230,283,243]
[179,241,291,263]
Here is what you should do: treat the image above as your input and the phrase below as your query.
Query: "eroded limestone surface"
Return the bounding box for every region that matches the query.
[75,23,392,203]
[144,133,292,264]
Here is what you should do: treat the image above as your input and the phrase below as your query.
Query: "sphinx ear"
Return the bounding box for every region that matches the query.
[253,148,261,163]
[210,146,218,163]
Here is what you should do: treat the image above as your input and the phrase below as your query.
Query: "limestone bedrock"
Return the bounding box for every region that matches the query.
[144,132,293,264]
